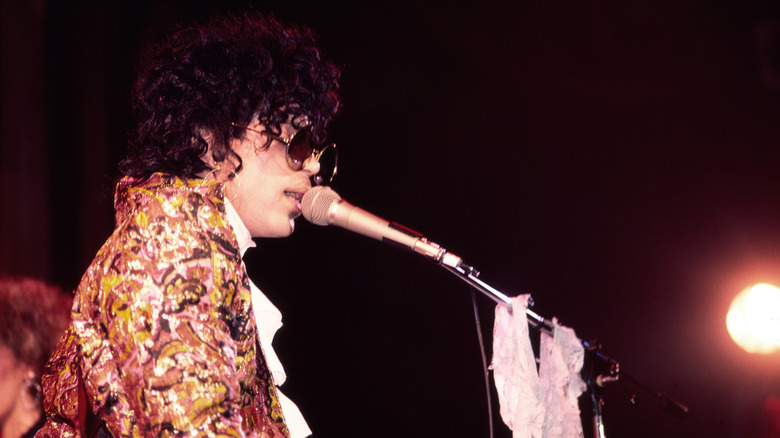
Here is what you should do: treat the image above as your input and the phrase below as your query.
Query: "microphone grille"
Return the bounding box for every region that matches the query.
[301,186,341,226]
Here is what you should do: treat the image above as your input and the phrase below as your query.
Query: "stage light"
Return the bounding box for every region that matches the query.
[726,283,780,354]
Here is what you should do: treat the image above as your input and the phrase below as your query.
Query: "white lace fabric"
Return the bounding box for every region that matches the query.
[492,295,586,438]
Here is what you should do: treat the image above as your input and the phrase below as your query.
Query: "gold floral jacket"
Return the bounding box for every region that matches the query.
[36,174,289,438]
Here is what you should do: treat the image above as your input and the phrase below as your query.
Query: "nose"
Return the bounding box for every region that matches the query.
[301,154,320,177]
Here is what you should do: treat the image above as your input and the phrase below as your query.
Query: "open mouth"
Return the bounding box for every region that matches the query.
[285,191,304,202]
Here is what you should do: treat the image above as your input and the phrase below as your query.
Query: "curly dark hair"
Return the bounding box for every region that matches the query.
[0,276,71,375]
[119,11,341,180]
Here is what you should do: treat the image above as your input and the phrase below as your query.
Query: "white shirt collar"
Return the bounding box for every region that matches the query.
[224,201,256,256]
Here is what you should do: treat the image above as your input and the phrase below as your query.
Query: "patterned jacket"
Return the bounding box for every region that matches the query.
[36,173,289,438]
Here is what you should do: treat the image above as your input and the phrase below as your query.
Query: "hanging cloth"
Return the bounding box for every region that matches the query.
[492,295,586,438]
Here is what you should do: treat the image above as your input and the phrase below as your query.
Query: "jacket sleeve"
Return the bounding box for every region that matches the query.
[77,194,264,437]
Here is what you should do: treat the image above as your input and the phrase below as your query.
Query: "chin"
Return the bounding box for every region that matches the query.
[252,222,295,239]
[266,229,294,239]
[268,221,296,238]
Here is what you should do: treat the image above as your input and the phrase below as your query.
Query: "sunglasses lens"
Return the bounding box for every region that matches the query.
[314,144,338,185]
[287,129,314,170]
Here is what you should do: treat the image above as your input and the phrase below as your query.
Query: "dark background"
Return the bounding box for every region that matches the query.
[3,1,780,437]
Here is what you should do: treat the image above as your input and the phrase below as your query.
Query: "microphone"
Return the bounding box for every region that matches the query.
[301,186,475,273]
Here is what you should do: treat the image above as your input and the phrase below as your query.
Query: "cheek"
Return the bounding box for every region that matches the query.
[0,373,20,409]
[0,347,16,375]
[0,350,23,417]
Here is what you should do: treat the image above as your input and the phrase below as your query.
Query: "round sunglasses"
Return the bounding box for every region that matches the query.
[231,122,338,186]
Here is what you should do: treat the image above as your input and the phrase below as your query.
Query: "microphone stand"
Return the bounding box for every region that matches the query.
[442,263,688,438]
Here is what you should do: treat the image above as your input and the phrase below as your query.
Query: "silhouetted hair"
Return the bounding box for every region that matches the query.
[0,276,71,375]
[120,11,341,181]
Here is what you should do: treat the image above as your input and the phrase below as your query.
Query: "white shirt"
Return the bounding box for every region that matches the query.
[225,201,312,438]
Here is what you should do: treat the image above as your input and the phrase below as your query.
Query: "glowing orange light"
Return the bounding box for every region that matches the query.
[726,283,780,354]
